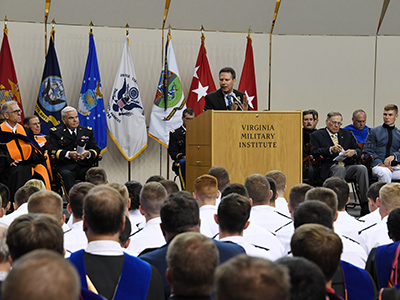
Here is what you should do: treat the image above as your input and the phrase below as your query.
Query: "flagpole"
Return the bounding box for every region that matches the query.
[44,0,51,56]
[126,23,132,182]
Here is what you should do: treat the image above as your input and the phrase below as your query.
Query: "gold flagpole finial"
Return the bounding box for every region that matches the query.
[200,25,205,38]
[125,23,130,36]
[4,16,8,29]
[89,21,94,33]
[248,26,252,37]
[51,18,56,29]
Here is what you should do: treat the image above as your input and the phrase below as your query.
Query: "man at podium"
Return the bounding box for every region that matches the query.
[204,67,248,111]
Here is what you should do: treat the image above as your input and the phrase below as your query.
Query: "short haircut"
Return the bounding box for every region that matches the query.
[294,200,334,229]
[68,182,95,219]
[182,108,195,117]
[379,183,400,212]
[221,183,249,199]
[291,224,343,282]
[84,185,125,235]
[140,182,167,217]
[208,166,230,191]
[14,185,40,207]
[146,175,165,183]
[0,224,9,264]
[24,179,46,191]
[289,184,313,211]
[305,187,338,218]
[219,67,236,80]
[388,208,400,242]
[61,106,77,119]
[0,183,10,208]
[24,115,39,126]
[159,179,179,195]
[28,190,63,220]
[244,174,270,205]
[125,181,143,210]
[327,111,343,119]
[85,167,108,185]
[303,109,318,120]
[215,254,290,300]
[323,177,349,210]
[266,177,277,202]
[119,215,132,246]
[108,182,129,206]
[367,182,386,203]
[2,249,80,300]
[6,214,64,261]
[217,193,250,234]
[167,232,218,296]
[160,191,199,234]
[194,175,218,202]
[266,170,286,192]
[0,100,18,115]
[352,109,366,118]
[384,104,398,114]
[276,256,326,300]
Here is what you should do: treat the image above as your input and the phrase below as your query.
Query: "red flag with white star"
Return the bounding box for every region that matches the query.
[0,28,25,122]
[239,36,257,110]
[186,35,216,116]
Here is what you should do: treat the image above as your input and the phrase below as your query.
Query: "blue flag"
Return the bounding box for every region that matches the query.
[78,32,107,153]
[35,30,67,134]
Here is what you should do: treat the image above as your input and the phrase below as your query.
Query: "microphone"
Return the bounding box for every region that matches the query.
[231,93,244,111]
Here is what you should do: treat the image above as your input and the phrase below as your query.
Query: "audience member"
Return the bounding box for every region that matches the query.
[266,176,278,206]
[344,109,369,143]
[125,180,145,229]
[159,179,179,195]
[208,166,230,206]
[266,170,290,216]
[0,224,9,292]
[146,175,165,183]
[24,178,46,190]
[0,184,10,215]
[359,181,386,227]
[119,215,132,249]
[85,167,108,185]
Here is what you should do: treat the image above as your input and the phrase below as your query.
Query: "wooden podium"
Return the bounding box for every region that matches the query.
[186,110,303,197]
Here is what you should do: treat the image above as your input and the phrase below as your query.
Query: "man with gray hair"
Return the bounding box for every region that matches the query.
[310,111,369,216]
[344,109,369,143]
[48,106,100,193]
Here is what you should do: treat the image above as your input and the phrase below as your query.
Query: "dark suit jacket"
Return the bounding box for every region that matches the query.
[204,89,246,111]
[310,128,361,180]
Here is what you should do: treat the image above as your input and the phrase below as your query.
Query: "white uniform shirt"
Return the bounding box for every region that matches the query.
[86,240,124,256]
[129,209,145,230]
[199,205,218,238]
[334,211,364,242]
[275,221,295,255]
[219,235,273,260]
[339,234,367,269]
[359,215,391,255]
[275,197,290,217]
[64,220,88,257]
[0,203,28,226]
[250,205,292,232]
[358,209,381,229]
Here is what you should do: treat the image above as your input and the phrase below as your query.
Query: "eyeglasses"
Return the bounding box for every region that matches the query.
[329,120,342,126]
[10,109,22,114]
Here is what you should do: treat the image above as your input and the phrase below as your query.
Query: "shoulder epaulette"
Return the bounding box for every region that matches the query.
[342,235,361,245]
[253,244,270,251]
[87,127,93,130]
[129,227,143,237]
[356,218,366,222]
[358,223,378,235]
[212,233,219,239]
[63,228,72,234]
[50,127,57,131]
[170,129,175,133]
[275,210,292,219]
[275,221,293,233]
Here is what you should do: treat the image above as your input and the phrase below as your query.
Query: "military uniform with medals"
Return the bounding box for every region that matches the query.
[168,126,186,189]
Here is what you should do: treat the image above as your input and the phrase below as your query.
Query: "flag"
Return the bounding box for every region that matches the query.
[35,29,67,134]
[78,32,107,153]
[0,28,25,122]
[149,33,185,147]
[238,36,258,110]
[186,35,216,116]
[107,36,147,161]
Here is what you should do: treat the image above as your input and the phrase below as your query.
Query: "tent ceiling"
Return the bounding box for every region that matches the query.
[1,0,398,36]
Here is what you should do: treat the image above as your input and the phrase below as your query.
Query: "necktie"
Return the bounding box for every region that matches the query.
[332,134,344,165]
[72,130,77,140]
[226,94,233,110]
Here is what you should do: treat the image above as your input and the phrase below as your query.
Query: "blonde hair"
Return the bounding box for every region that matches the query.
[379,183,400,212]
[24,179,46,191]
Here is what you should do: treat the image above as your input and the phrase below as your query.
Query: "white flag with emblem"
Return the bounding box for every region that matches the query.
[148,33,186,147]
[106,36,147,161]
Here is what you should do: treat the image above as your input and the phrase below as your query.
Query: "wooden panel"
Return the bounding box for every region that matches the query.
[186,145,211,166]
[186,166,212,193]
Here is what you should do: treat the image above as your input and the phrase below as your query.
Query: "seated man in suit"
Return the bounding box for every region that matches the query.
[310,111,369,216]
[204,67,249,111]
[48,106,100,194]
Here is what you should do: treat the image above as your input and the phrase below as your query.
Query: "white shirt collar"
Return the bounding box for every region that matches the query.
[5,121,17,133]
[86,240,124,256]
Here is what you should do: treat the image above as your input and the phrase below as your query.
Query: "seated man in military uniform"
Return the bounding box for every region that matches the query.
[168,108,195,190]
[48,106,100,194]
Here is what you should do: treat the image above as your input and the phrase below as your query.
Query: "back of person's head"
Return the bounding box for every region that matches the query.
[244,174,270,205]
[388,208,400,242]
[266,170,286,193]
[0,183,10,209]
[108,182,129,207]
[208,166,230,191]
[217,193,250,235]
[0,224,9,265]
[167,232,219,296]
[289,184,313,211]
[367,181,386,203]
[84,185,125,235]
[119,215,132,248]
[323,177,349,211]
[24,179,46,191]
[14,185,40,208]
[215,254,290,300]
[146,175,165,183]
[68,182,95,220]
[266,177,277,203]
[125,181,143,210]
[221,183,249,199]
[140,182,167,217]
[291,223,343,283]
[2,249,80,300]
[85,167,108,185]
[276,256,326,300]
[294,200,334,229]
[159,179,179,195]
[194,175,218,204]
[379,183,400,213]
[27,190,63,221]
[160,191,199,234]
[305,187,338,219]
[6,214,64,261]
